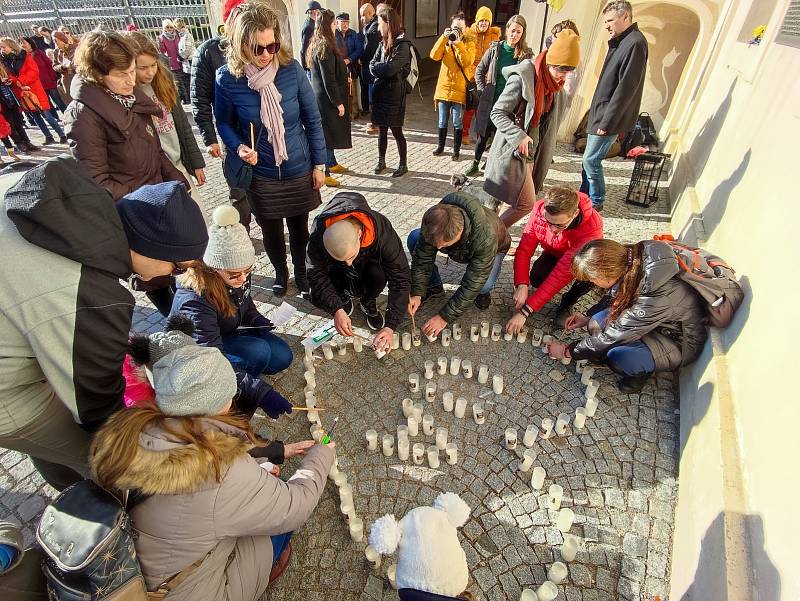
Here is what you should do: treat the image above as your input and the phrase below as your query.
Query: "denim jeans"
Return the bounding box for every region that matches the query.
[592,309,656,376]
[30,110,65,140]
[407,228,504,294]
[325,148,337,175]
[46,88,66,113]
[437,101,464,130]
[221,332,293,378]
[271,532,292,566]
[580,134,617,210]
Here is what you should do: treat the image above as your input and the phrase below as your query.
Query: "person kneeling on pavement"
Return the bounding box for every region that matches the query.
[307,191,411,353]
[546,239,708,393]
[407,192,511,338]
[89,332,334,601]
[506,185,602,334]
[171,205,294,419]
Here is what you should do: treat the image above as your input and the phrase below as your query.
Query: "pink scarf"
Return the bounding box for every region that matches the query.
[245,58,288,167]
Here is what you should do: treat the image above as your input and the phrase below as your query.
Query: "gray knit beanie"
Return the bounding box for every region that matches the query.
[147,330,195,365]
[203,205,256,270]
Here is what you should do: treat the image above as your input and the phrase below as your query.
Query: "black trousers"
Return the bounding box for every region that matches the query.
[256,213,310,280]
[229,187,253,232]
[329,260,387,302]
[530,252,592,310]
[378,126,407,164]
[474,123,496,163]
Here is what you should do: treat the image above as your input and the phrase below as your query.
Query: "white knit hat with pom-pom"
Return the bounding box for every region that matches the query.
[203,205,255,270]
[368,492,471,596]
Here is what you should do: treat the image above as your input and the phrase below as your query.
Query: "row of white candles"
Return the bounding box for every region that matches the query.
[365,427,458,467]
[410,358,504,393]
[403,393,487,425]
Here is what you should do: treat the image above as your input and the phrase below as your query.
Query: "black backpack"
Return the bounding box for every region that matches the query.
[622,112,659,155]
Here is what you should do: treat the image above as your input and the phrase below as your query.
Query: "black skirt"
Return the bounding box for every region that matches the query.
[249,171,322,220]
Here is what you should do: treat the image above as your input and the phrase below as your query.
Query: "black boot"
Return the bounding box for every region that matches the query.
[273,265,289,297]
[391,163,408,177]
[618,373,653,393]
[374,159,387,174]
[432,127,447,156]
[295,265,310,299]
[452,129,463,161]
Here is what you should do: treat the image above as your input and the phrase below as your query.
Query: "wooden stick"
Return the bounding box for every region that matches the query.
[410,310,417,334]
[250,122,255,149]
[292,406,326,412]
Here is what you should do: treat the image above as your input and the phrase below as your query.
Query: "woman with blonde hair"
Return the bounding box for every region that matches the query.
[545,239,709,393]
[215,2,326,297]
[52,30,78,102]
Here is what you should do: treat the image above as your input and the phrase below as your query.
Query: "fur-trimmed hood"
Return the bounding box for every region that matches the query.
[91,418,254,495]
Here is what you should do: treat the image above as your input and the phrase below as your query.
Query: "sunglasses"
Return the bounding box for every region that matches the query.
[253,42,281,56]
[554,65,576,73]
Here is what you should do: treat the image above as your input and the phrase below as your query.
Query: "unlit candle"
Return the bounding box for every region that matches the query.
[412,403,424,421]
[412,443,425,465]
[407,416,419,437]
[353,337,363,353]
[425,382,436,403]
[337,342,347,356]
[435,427,448,450]
[461,360,473,379]
[575,359,587,373]
[555,413,570,436]
[349,517,364,542]
[365,545,381,569]
[412,331,422,347]
[560,534,579,562]
[472,402,485,425]
[516,328,528,343]
[491,324,502,341]
[580,367,595,385]
[477,364,489,384]
[443,391,455,412]
[449,356,461,375]
[585,397,599,418]
[387,563,398,589]
[548,484,564,510]
[402,398,414,418]
[548,561,568,584]
[520,589,537,601]
[574,407,587,429]
[391,332,400,349]
[470,324,480,341]
[397,438,410,461]
[437,356,447,375]
[480,321,490,338]
[445,442,458,464]
[401,332,412,350]
[556,508,575,533]
[422,414,434,435]
[532,328,544,346]
[427,445,440,468]
[397,424,409,441]
[493,374,504,394]
[441,329,451,347]
[452,323,462,340]
[504,330,513,341]
[541,417,554,439]
[321,343,334,360]
[424,360,435,380]
[523,425,538,447]
[536,582,558,601]
[504,427,517,450]
[519,448,536,472]
[454,397,468,418]
[531,466,546,490]
[409,373,420,393]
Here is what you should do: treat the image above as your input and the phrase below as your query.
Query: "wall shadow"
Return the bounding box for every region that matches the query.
[702,149,751,238]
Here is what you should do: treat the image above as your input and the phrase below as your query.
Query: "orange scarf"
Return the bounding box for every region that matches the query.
[531,50,563,128]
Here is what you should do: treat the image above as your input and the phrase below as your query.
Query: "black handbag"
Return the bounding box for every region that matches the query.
[452,49,480,111]
[223,124,262,190]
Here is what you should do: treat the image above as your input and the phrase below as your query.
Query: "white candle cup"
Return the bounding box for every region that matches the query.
[556,508,575,533]
[504,330,514,341]
[536,582,558,601]
[322,343,334,360]
[548,484,564,511]
[532,328,544,346]
[523,425,538,447]
[441,329,451,347]
[407,416,419,437]
[374,348,387,359]
[401,332,412,350]
[518,448,536,472]
[427,445,440,469]
[477,364,489,384]
[412,331,422,347]
[353,337,363,353]
[337,342,347,356]
[543,335,554,346]
[504,427,518,450]
[397,424,409,441]
[397,438,410,461]
[454,397,468,419]
[575,359,588,373]
[435,427,448,450]
[585,397,599,418]
[516,328,528,343]
[422,414,435,435]
[304,371,316,388]
[382,434,394,457]
[339,487,353,507]
[561,534,579,562]
[311,425,324,443]
[340,501,354,520]
[585,380,600,401]
[424,360,435,380]
[574,407,587,430]
[445,442,458,465]
[581,367,595,385]
[472,402,485,425]
[333,472,348,488]
[365,545,382,570]
[412,443,425,465]
[548,561,568,585]
[520,589,538,601]
[307,411,320,423]
[461,360,473,379]
[452,323,462,340]
[437,356,447,375]
[425,382,437,403]
[480,321,490,338]
[491,324,502,341]
[442,391,455,412]
[387,563,398,589]
[391,332,400,350]
[560,356,571,366]
[328,464,340,480]
[492,374,504,394]
[449,356,461,376]
[555,413,570,436]
[409,373,420,393]
[412,403,424,421]
[304,344,314,360]
[541,417,554,439]
[531,466,546,490]
[470,324,480,342]
[402,398,414,418]
[349,518,364,542]
[303,356,316,372]
[425,332,438,343]
[305,391,316,408]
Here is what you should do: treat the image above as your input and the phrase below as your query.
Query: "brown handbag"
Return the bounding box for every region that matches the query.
[19,88,42,112]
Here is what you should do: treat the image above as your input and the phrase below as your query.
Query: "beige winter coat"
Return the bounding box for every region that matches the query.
[90,418,334,601]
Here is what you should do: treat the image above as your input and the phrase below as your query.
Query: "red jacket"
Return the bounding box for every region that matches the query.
[7,53,50,111]
[31,49,59,90]
[513,192,603,311]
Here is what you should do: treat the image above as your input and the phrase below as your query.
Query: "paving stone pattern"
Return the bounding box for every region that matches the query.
[0,81,678,601]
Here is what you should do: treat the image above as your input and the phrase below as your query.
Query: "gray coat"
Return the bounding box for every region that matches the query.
[483,60,564,205]
[473,42,532,137]
[570,241,708,372]
[171,101,206,173]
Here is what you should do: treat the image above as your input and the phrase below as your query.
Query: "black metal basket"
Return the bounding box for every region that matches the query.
[625,151,671,207]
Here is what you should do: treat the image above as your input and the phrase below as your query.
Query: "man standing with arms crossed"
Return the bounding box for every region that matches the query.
[581,1,648,211]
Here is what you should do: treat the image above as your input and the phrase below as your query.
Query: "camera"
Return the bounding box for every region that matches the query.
[447,27,462,42]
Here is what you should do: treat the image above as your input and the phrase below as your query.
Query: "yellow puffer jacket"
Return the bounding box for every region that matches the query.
[430,31,476,106]
[470,6,502,70]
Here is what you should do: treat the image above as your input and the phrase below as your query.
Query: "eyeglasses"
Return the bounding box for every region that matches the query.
[253,42,281,56]
[544,217,572,230]
[222,266,253,280]
[554,65,576,73]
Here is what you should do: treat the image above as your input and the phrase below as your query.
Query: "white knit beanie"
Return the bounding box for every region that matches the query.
[203,205,255,270]
[369,493,471,596]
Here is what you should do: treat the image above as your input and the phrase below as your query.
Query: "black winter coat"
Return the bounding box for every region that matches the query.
[307,191,411,330]
[190,36,227,147]
[587,23,648,136]
[171,280,276,415]
[569,240,708,372]
[310,48,352,150]
[360,17,382,85]
[370,39,412,128]
[169,87,205,173]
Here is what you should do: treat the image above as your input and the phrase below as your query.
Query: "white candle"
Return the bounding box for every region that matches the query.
[470,324,480,341]
[452,323,462,340]
[574,407,587,429]
[339,486,353,507]
[425,332,437,343]
[340,500,354,520]
[374,348,387,359]
[585,380,599,401]
[409,373,420,393]
[461,360,473,379]
[402,398,414,418]
[445,442,458,464]
[353,337,363,353]
[532,328,544,346]
[477,364,489,384]
[427,445,440,468]
[422,414,434,435]
[397,424,409,441]
[412,403,424,421]
[536,582,558,601]
[518,448,536,472]
[491,324,502,341]
[523,425,538,447]
[307,411,320,423]
[531,466,546,490]
[407,416,419,437]
[520,589,538,601]
[337,342,347,356]
[575,359,587,373]
[412,331,422,347]
[333,472,348,487]
[412,443,425,465]
[435,427,448,450]
[304,344,314,360]
[516,328,528,343]
[311,424,323,443]
[561,534,579,562]
[449,356,461,375]
[305,391,316,408]
[401,332,412,350]
[328,464,339,480]
[556,508,575,533]
[541,417,554,439]
[472,402,485,425]
[441,328,451,347]
[454,397,468,418]
[442,391,454,412]
[397,437,410,461]
[303,356,315,372]
[555,413,570,436]
[387,563,398,589]
[585,397,599,418]
[322,343,334,360]
[304,371,316,388]
[560,356,571,366]
[365,545,381,569]
[548,561,568,585]
[480,321,490,338]
[581,367,595,385]
[548,484,564,510]
[425,382,436,403]
[437,356,447,375]
[391,332,400,349]
[504,330,513,341]
[504,427,517,450]
[424,360,435,380]
[349,517,364,542]
[492,374,504,394]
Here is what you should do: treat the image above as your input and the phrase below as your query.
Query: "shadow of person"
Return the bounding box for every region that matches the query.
[702,149,751,238]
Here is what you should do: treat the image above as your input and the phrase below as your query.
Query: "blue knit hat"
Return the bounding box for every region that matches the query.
[116,182,208,262]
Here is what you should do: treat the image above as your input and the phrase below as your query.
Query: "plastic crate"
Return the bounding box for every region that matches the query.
[625,151,670,207]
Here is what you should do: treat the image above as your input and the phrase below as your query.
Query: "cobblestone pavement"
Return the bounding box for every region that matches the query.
[1,81,678,601]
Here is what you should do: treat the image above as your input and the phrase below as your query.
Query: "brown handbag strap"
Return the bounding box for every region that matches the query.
[148,548,235,600]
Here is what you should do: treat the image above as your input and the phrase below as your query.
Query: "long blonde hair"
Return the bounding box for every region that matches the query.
[179,261,236,318]
[122,30,178,110]
[506,15,530,61]
[225,2,292,77]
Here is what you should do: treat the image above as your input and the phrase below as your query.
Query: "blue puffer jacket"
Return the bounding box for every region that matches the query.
[214,59,326,181]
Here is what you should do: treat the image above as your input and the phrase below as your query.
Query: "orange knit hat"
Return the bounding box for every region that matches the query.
[546,29,580,68]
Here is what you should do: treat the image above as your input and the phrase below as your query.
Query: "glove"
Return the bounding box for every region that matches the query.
[259,389,293,419]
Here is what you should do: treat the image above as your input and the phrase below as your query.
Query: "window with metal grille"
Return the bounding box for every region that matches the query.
[776,0,800,49]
